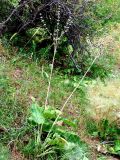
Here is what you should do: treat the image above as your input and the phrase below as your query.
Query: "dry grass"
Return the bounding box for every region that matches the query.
[87,78,120,122]
[86,23,120,123]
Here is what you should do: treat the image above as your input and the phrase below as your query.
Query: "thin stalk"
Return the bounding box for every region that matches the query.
[37,150,55,158]
[44,41,58,108]
[44,3,60,108]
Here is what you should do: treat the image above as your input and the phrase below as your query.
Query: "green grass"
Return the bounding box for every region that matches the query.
[0,53,88,124]
[0,52,89,159]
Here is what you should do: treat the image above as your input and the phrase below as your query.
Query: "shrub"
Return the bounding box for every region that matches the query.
[0,0,97,72]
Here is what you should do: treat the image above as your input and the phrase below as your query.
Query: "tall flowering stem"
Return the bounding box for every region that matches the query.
[45,3,61,108]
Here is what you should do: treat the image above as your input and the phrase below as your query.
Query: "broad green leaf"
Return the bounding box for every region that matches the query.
[63,142,88,160]
[58,118,78,128]
[44,106,61,120]
[50,134,68,149]
[29,103,45,124]
[114,140,120,152]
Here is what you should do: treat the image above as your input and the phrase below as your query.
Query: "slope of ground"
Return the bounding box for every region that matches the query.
[0,23,120,160]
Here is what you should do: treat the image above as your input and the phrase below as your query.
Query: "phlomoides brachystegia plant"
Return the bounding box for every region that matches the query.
[28,3,103,159]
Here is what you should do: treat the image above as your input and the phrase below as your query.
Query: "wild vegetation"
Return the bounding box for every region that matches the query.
[0,0,120,159]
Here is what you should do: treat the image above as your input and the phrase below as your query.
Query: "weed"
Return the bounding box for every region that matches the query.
[1,101,89,160]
